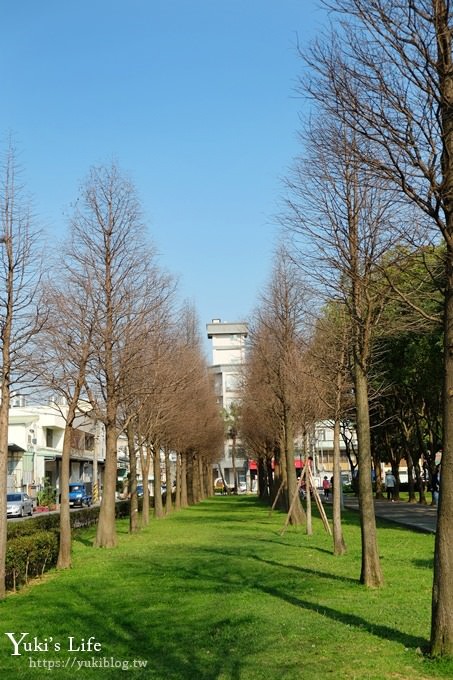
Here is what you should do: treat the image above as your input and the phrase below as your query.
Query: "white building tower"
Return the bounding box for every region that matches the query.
[206,319,248,490]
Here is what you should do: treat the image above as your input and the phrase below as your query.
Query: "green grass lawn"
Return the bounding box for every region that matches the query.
[0,495,451,680]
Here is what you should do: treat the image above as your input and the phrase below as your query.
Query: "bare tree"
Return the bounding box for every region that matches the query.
[131,302,222,518]
[68,162,167,548]
[282,118,403,585]
[307,307,352,555]
[247,249,310,525]
[163,313,223,506]
[120,311,175,530]
[0,143,43,598]
[134,323,182,519]
[302,0,453,652]
[36,281,95,568]
[241,333,283,501]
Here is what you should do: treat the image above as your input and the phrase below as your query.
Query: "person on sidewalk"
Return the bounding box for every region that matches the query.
[432,464,441,507]
[322,476,331,500]
[385,471,396,502]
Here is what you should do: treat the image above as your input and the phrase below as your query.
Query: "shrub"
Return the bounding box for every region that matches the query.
[70,505,100,528]
[5,531,58,591]
[37,479,57,507]
[7,513,60,538]
[5,499,140,591]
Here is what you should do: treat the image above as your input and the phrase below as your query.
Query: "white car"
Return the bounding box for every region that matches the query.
[7,492,34,518]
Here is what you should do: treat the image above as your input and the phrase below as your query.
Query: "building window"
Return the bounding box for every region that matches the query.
[85,434,94,451]
[8,457,19,474]
[46,428,53,448]
[225,374,239,392]
[317,429,326,442]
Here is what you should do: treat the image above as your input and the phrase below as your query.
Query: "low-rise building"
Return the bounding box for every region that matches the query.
[7,396,106,501]
[308,420,357,483]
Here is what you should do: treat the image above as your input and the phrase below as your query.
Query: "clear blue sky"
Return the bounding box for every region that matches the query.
[1,0,326,350]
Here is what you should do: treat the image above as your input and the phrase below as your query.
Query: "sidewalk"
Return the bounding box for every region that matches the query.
[342,495,438,534]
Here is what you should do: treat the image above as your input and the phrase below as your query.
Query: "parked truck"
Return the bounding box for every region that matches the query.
[68,482,92,507]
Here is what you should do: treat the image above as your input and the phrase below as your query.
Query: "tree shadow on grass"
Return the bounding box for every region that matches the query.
[21,579,261,680]
[248,554,357,585]
[412,558,433,569]
[72,522,129,547]
[171,514,252,524]
[72,534,93,546]
[184,546,428,652]
[259,584,427,650]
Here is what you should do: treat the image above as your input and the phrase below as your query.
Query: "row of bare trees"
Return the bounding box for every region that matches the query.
[0,149,224,597]
[241,253,315,527]
[241,0,453,658]
[301,0,453,656]
[239,252,349,547]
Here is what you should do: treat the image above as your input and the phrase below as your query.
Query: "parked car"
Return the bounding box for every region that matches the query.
[68,482,92,507]
[7,492,34,517]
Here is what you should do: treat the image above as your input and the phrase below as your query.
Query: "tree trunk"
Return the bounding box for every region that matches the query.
[199,458,206,499]
[431,248,453,654]
[391,463,401,502]
[180,453,188,508]
[257,457,268,500]
[413,410,428,505]
[355,362,383,587]
[181,452,189,508]
[174,452,181,510]
[266,456,273,499]
[0,226,14,598]
[414,460,427,505]
[431,1,453,654]
[305,455,313,536]
[0,384,10,599]
[200,457,208,499]
[203,459,211,498]
[186,452,195,505]
[271,448,282,506]
[153,446,164,518]
[406,452,417,504]
[94,423,118,548]
[57,420,74,569]
[332,415,347,556]
[140,446,151,526]
[128,422,139,533]
[285,419,304,525]
[192,453,200,504]
[164,448,172,514]
[231,434,238,493]
[374,460,384,500]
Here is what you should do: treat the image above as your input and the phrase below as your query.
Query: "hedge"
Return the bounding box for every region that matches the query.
[5,499,139,592]
[5,530,59,591]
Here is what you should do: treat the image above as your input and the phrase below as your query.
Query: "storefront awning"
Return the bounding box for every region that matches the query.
[8,443,26,453]
[248,458,304,471]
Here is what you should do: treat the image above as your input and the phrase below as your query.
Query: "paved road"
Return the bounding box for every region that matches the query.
[342,496,438,534]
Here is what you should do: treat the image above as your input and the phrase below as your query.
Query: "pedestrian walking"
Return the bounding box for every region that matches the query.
[385,471,396,502]
[322,476,331,500]
[432,464,441,507]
